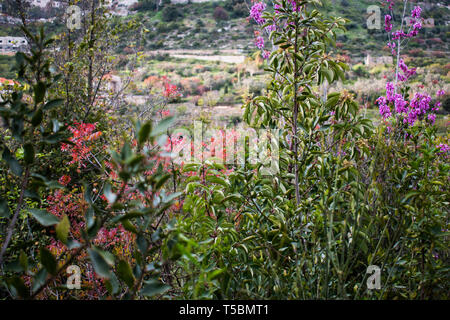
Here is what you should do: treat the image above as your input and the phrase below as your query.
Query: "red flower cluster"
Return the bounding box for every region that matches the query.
[163,80,180,99]
[61,122,102,168]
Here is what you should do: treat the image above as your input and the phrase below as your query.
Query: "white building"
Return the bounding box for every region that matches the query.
[364,53,393,67]
[106,0,139,16]
[27,0,61,8]
[0,37,28,53]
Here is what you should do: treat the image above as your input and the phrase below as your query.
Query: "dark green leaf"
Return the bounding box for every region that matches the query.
[138,122,152,145]
[40,247,57,275]
[117,260,135,288]
[7,276,29,299]
[0,198,11,218]
[56,214,70,244]
[31,108,43,127]
[2,147,22,176]
[34,82,46,104]
[23,144,35,164]
[43,99,64,111]
[19,250,28,272]
[88,248,112,279]
[32,269,48,293]
[151,116,175,137]
[29,208,60,226]
[141,279,170,297]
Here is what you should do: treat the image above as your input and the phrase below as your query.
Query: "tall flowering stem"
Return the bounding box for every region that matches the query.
[246,0,348,206]
[378,0,444,135]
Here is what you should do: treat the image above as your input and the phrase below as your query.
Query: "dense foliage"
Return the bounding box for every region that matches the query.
[0,0,448,300]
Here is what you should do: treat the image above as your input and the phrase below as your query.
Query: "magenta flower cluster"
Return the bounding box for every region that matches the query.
[387,6,423,41]
[376,3,445,128]
[265,24,277,33]
[437,89,446,97]
[437,144,450,155]
[376,81,442,126]
[250,2,267,25]
[255,36,265,49]
[385,15,392,32]
[288,0,302,12]
[411,6,422,19]
[398,59,416,82]
[407,92,433,126]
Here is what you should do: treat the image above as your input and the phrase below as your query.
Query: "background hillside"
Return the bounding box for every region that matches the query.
[128,0,450,57]
[1,0,449,127]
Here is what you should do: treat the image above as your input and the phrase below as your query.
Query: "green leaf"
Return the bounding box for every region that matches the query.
[88,248,112,279]
[52,119,61,133]
[205,175,229,187]
[34,81,46,104]
[40,247,57,275]
[43,99,64,111]
[2,147,22,177]
[31,108,43,127]
[151,116,175,137]
[141,279,170,297]
[138,122,152,145]
[56,214,70,244]
[325,94,340,109]
[120,142,132,162]
[136,234,148,254]
[43,133,65,144]
[32,269,48,293]
[207,268,225,281]
[96,248,115,266]
[67,239,81,249]
[29,208,60,226]
[7,276,29,299]
[19,250,28,272]
[117,260,135,288]
[402,191,421,204]
[23,143,35,164]
[155,174,171,191]
[121,219,138,234]
[104,272,120,295]
[0,198,11,218]
[5,259,24,272]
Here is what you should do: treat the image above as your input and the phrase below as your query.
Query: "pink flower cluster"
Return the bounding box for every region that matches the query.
[265,24,277,33]
[288,0,302,12]
[377,82,440,126]
[250,2,266,25]
[387,41,396,55]
[388,6,423,41]
[407,92,433,126]
[385,15,392,32]
[397,59,416,82]
[411,6,422,19]
[262,50,271,60]
[437,144,450,155]
[255,36,265,49]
